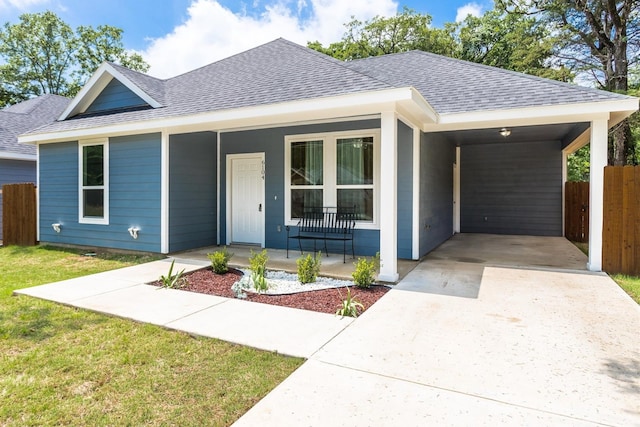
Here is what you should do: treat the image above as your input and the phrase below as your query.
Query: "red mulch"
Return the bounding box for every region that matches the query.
[152,267,388,315]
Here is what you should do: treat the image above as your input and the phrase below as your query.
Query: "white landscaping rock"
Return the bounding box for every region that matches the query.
[240,269,353,295]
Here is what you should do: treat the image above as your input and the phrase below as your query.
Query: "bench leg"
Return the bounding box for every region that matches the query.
[343,238,346,263]
[324,239,329,258]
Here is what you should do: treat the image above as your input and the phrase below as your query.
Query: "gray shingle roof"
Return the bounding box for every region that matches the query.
[26,39,632,136]
[344,50,629,114]
[0,94,70,156]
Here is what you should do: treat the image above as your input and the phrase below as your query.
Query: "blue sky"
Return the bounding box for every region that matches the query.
[0,0,492,77]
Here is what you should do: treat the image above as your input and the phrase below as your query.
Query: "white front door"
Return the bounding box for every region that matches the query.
[228,153,265,245]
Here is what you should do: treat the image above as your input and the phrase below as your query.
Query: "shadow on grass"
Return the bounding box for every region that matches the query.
[1,297,108,342]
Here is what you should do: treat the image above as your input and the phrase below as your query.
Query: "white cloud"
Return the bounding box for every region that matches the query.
[142,0,398,78]
[455,3,483,22]
[0,0,51,10]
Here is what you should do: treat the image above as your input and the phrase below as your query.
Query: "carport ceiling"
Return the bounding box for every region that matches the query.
[442,122,590,146]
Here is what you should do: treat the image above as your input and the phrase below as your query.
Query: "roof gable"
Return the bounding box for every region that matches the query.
[84,78,148,114]
[59,62,164,120]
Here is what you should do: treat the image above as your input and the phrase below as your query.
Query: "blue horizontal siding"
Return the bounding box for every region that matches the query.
[169,132,217,252]
[85,79,147,113]
[38,134,162,252]
[220,119,381,255]
[397,120,413,259]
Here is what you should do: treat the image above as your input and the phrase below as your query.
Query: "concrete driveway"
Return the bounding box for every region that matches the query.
[235,234,640,426]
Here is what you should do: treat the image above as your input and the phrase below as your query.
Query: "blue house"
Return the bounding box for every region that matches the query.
[0,94,70,240]
[19,39,638,280]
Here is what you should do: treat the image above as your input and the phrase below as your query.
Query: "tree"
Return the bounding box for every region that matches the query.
[0,11,148,107]
[308,8,458,60]
[499,0,640,165]
[456,8,573,81]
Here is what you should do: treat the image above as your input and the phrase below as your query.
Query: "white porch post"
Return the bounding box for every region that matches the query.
[160,131,169,254]
[379,111,399,282]
[587,118,608,271]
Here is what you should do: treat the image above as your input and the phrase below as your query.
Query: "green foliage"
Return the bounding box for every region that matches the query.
[352,253,379,288]
[249,249,269,292]
[0,11,149,106]
[335,288,364,318]
[567,145,590,182]
[308,7,457,60]
[296,252,322,284]
[208,247,234,274]
[231,277,249,299]
[159,260,185,289]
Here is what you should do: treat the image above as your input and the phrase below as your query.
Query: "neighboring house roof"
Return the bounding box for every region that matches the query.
[21,38,636,138]
[0,94,70,158]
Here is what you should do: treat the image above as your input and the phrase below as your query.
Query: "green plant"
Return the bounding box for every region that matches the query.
[208,247,234,274]
[352,253,379,288]
[249,249,269,292]
[231,277,250,299]
[335,288,364,318]
[159,259,185,289]
[296,252,321,284]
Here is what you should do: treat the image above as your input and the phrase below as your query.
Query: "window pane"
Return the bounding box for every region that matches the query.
[291,141,323,185]
[337,137,373,185]
[83,145,104,186]
[291,189,323,218]
[83,189,104,218]
[338,189,373,221]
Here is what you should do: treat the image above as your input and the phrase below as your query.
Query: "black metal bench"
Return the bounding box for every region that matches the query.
[286,207,357,263]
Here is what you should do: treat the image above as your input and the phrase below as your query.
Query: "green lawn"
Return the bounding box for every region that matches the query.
[611,274,640,304]
[0,245,302,426]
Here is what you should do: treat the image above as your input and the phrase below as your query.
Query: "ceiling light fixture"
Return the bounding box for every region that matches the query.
[499,128,511,137]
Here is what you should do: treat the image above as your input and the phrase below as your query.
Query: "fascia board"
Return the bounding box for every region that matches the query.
[59,63,163,121]
[20,88,417,144]
[423,98,639,132]
[0,151,36,161]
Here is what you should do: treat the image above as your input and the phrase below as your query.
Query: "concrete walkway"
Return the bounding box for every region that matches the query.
[14,235,640,425]
[15,258,354,359]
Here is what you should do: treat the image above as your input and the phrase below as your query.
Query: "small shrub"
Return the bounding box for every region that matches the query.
[159,259,185,289]
[352,253,379,288]
[249,249,269,293]
[336,288,364,318]
[208,247,234,274]
[296,252,321,284]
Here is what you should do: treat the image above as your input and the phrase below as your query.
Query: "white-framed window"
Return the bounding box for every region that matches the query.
[285,129,380,229]
[78,139,109,224]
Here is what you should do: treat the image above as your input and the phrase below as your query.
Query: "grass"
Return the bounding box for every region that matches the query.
[0,245,303,426]
[610,274,640,304]
[570,241,640,304]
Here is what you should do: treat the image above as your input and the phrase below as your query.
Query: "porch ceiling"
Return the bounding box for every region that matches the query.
[440,122,590,146]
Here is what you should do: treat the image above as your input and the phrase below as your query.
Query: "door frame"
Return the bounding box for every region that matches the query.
[226,152,265,247]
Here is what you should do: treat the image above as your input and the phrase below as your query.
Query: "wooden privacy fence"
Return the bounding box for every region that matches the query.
[2,183,37,246]
[565,181,589,243]
[603,166,640,276]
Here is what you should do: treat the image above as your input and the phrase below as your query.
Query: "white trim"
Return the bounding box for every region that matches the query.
[561,150,568,237]
[454,146,461,234]
[423,99,638,132]
[378,111,398,282]
[587,119,608,271]
[216,132,221,245]
[36,145,40,242]
[412,126,420,260]
[0,151,37,161]
[78,138,109,225]
[226,152,266,247]
[160,131,169,253]
[22,88,421,145]
[59,63,162,120]
[283,129,381,230]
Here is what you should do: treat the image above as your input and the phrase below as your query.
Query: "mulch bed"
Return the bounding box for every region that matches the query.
[152,267,389,315]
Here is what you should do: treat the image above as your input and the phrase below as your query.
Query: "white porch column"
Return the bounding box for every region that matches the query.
[587,118,608,271]
[379,111,399,282]
[160,131,169,254]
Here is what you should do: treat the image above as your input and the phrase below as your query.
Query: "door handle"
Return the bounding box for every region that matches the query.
[258,203,262,212]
